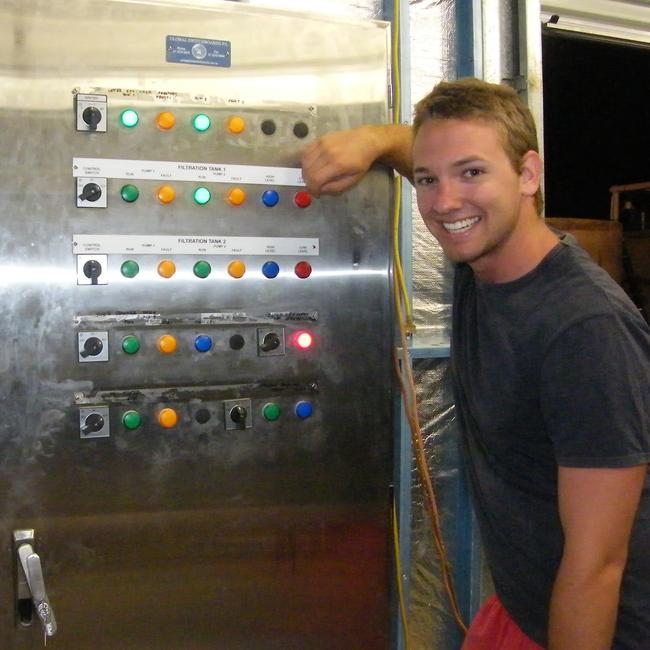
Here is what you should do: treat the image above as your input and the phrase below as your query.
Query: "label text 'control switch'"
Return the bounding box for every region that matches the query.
[257,328,285,357]
[224,399,252,430]
[78,331,109,362]
[79,406,110,439]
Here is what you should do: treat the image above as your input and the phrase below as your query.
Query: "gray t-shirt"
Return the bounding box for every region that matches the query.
[452,240,650,649]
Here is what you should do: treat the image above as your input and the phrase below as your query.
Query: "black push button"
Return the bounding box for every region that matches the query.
[229,334,245,350]
[293,122,309,138]
[261,119,276,135]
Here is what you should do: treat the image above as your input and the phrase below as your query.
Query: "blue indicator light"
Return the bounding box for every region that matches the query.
[295,401,314,420]
[262,261,280,279]
[261,190,280,207]
[194,335,213,353]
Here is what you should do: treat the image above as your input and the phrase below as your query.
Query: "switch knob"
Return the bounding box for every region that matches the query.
[80,336,103,358]
[261,332,280,352]
[230,405,247,424]
[81,413,104,435]
[83,259,103,285]
[82,106,102,130]
[79,183,102,202]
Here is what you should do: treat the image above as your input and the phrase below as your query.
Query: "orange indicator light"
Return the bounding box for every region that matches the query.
[157,185,176,204]
[228,260,246,279]
[227,188,246,206]
[227,116,246,134]
[157,260,176,278]
[158,408,178,428]
[156,111,176,130]
[157,334,177,354]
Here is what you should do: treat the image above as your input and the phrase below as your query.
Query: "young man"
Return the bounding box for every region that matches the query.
[302,79,650,650]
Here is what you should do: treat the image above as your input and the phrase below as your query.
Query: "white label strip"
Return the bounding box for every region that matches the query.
[73,234,319,256]
[72,157,304,186]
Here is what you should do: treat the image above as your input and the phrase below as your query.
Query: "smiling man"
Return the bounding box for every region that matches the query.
[302,78,650,650]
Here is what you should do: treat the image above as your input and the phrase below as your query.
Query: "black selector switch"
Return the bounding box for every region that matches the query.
[81,337,103,358]
[82,106,102,130]
[230,405,247,425]
[261,332,281,352]
[81,413,105,436]
[79,182,102,202]
[83,259,102,285]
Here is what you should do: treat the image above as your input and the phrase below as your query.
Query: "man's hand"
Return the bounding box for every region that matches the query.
[301,124,413,197]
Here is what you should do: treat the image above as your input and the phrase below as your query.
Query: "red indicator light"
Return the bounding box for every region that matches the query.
[295,331,314,350]
[294,191,312,208]
[294,261,312,279]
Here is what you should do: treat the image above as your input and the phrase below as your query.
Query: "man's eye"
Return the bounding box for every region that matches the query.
[416,176,434,186]
[464,168,484,178]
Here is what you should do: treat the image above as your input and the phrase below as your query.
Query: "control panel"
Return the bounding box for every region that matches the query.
[71,88,323,441]
[0,3,392,647]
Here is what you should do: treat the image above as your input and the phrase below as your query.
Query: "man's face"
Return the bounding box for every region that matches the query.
[412,117,531,278]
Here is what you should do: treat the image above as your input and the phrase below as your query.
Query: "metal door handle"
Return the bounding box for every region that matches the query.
[14,530,57,637]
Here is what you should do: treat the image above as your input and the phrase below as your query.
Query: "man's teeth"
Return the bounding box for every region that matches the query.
[442,216,480,232]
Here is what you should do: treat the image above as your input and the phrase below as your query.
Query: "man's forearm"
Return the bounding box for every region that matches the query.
[548,559,625,650]
[367,123,414,183]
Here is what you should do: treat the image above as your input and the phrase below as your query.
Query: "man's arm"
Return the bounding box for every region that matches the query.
[548,464,647,650]
[301,123,413,197]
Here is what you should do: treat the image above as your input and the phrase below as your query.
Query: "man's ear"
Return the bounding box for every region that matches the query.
[520,150,542,197]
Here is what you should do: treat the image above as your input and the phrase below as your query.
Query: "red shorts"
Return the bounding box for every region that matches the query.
[461,595,545,650]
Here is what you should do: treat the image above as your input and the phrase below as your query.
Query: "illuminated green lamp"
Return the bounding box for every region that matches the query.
[193,187,211,205]
[120,109,139,128]
[192,113,211,132]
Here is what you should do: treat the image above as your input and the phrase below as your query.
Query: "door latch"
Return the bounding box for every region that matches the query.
[14,529,57,639]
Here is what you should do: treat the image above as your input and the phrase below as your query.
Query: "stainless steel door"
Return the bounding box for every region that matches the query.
[0,2,393,647]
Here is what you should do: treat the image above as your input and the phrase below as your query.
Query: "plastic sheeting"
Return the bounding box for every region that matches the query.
[410,0,456,336]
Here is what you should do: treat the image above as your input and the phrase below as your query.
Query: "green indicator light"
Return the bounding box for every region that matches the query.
[263,403,281,422]
[193,113,211,132]
[193,187,211,205]
[121,184,140,203]
[120,109,139,128]
[193,260,212,278]
[121,260,140,278]
[122,335,141,355]
[122,410,142,430]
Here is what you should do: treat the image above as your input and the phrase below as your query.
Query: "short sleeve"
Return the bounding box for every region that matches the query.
[540,312,650,467]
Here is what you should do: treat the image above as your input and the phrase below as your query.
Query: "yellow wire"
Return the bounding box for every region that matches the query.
[393,496,413,650]
[391,0,415,334]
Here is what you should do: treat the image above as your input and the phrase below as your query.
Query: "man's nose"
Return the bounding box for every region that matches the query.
[431,179,462,214]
